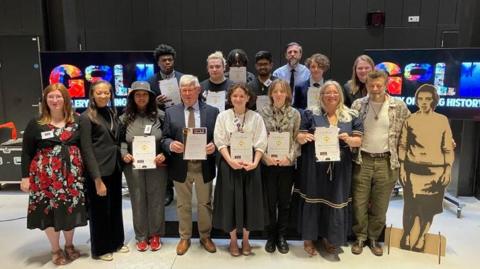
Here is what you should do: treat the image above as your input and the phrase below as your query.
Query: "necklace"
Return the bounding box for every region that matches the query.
[369,101,384,120]
[233,110,246,132]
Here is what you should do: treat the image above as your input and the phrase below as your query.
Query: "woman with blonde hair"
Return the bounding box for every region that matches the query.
[20,83,87,265]
[343,55,375,107]
[294,80,363,257]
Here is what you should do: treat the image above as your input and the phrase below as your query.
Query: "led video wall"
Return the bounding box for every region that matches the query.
[366,48,480,120]
[40,51,156,110]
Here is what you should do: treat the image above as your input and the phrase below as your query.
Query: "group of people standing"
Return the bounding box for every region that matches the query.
[20,41,420,265]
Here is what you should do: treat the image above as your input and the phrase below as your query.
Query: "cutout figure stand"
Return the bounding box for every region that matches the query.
[386,84,454,264]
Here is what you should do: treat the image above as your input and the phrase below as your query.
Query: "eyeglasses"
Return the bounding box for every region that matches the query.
[321,93,339,97]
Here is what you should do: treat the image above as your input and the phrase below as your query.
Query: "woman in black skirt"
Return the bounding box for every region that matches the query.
[80,80,128,261]
[213,83,267,256]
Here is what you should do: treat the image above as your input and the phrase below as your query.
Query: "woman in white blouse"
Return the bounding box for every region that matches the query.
[213,83,267,257]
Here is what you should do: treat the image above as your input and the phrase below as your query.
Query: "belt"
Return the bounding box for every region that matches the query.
[361,151,390,158]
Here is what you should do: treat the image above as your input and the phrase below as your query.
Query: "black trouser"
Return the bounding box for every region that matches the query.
[86,168,125,257]
[166,178,174,196]
[262,165,294,239]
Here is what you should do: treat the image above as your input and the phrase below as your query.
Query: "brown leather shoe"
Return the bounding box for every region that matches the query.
[368,240,383,256]
[351,240,364,255]
[176,239,191,255]
[200,237,217,253]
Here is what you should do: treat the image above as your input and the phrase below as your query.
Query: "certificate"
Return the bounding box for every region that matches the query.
[229,67,247,83]
[307,87,321,109]
[183,127,207,160]
[159,78,181,107]
[267,132,290,159]
[230,132,253,163]
[132,135,156,169]
[314,126,340,162]
[256,95,271,111]
[205,90,226,112]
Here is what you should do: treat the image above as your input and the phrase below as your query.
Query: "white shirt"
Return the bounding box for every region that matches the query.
[214,109,268,153]
[183,101,200,128]
[361,99,389,153]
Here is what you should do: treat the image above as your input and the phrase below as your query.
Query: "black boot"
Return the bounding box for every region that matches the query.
[265,238,276,253]
[276,236,289,254]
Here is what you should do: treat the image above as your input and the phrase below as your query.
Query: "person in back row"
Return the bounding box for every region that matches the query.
[200,51,234,112]
[273,42,310,98]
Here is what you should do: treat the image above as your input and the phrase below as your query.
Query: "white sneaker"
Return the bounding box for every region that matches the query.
[116,245,130,253]
[98,253,113,261]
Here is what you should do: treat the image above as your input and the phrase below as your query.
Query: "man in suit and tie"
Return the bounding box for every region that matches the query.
[148,43,184,205]
[161,74,219,255]
[272,42,310,96]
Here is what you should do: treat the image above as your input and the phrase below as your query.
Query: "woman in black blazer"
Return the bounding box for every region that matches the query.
[80,80,128,261]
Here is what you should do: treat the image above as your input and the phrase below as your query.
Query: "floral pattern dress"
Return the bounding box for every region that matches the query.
[22,118,87,231]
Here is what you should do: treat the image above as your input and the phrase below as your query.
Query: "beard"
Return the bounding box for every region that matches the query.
[288,58,299,67]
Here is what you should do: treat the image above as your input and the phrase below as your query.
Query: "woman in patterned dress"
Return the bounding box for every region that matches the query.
[20,83,87,265]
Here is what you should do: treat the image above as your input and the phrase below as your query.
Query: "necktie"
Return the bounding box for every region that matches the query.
[313,83,320,88]
[290,69,295,90]
[187,107,195,128]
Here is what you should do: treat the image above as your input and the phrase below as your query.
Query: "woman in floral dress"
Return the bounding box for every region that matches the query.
[20,83,87,265]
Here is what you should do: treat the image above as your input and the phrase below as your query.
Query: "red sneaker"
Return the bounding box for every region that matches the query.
[136,240,149,252]
[150,235,162,251]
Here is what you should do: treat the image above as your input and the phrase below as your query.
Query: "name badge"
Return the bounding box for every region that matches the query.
[144,125,152,135]
[264,79,272,87]
[41,130,54,139]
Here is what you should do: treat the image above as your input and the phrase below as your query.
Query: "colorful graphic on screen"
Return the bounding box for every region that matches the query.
[41,51,158,111]
[85,65,113,82]
[459,62,480,98]
[136,64,155,81]
[404,63,433,82]
[49,64,85,98]
[366,48,480,120]
[376,62,402,95]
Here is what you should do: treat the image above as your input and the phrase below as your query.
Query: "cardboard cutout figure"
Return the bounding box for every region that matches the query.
[397,84,454,252]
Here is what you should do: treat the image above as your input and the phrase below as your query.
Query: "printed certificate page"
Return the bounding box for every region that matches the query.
[206,91,226,112]
[159,78,181,107]
[314,126,340,162]
[267,131,290,159]
[307,87,321,109]
[183,127,207,160]
[229,67,247,83]
[256,95,271,111]
[132,135,156,169]
[230,131,253,163]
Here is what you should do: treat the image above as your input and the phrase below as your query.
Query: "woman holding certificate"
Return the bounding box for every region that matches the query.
[294,80,363,257]
[258,79,300,254]
[213,83,268,257]
[80,80,128,261]
[119,81,167,252]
